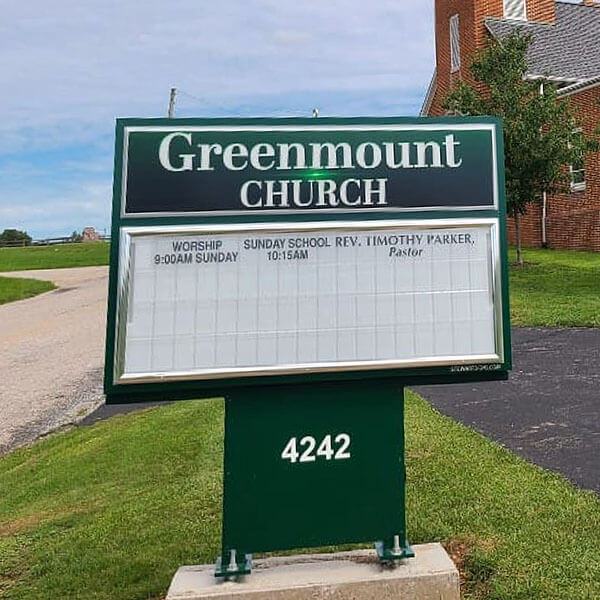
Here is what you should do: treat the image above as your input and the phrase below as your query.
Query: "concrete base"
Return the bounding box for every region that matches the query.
[166,543,460,599]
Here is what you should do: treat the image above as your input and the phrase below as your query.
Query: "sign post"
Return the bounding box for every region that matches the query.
[104,116,511,578]
[218,379,411,576]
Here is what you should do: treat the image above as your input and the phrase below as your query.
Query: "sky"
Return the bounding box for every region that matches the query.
[1,1,437,238]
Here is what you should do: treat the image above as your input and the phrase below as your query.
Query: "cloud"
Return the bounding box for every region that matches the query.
[271,30,314,45]
[1,0,433,134]
[0,151,112,238]
[0,179,111,239]
[0,0,434,237]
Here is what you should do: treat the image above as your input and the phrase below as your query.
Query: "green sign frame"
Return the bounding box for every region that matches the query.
[104,116,511,404]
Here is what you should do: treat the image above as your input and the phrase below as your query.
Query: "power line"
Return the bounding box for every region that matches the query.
[174,88,316,118]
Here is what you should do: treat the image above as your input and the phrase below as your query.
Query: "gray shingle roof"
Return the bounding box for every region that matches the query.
[484,1,600,82]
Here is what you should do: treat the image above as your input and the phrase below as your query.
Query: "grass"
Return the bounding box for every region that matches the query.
[509,247,600,327]
[0,276,55,305]
[1,393,599,599]
[0,243,109,272]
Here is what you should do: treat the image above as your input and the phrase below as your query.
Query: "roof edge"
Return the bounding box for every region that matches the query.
[484,16,554,34]
[557,75,600,97]
[420,69,437,116]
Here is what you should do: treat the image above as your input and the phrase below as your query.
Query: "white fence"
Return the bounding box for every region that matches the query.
[0,236,110,248]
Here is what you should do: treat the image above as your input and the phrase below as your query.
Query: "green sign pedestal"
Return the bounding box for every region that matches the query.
[216,379,413,577]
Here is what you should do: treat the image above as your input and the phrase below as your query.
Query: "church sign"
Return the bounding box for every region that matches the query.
[106,117,509,396]
[104,116,511,576]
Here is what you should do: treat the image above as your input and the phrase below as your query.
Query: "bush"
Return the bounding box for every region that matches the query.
[0,228,32,247]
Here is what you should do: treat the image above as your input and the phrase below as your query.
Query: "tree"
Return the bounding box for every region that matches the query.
[444,33,586,265]
[0,228,32,247]
[69,230,83,243]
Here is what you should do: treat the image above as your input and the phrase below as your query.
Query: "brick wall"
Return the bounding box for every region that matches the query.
[506,205,542,247]
[544,86,600,250]
[526,0,556,23]
[430,0,484,115]
[429,0,555,115]
[428,0,599,251]
[502,86,600,251]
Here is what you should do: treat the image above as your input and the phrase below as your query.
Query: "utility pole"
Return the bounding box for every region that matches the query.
[168,87,177,118]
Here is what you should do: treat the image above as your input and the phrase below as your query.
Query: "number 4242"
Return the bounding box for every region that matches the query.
[281,433,351,464]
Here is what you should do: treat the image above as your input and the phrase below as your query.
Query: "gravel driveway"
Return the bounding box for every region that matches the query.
[0,266,108,454]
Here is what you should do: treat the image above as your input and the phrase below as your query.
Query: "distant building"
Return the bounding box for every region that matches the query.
[82,226,101,242]
[422,0,600,251]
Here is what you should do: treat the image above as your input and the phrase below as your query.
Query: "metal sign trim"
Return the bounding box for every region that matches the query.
[119,122,499,218]
[113,217,505,385]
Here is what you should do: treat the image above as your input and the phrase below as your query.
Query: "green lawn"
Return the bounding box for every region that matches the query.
[0,276,55,305]
[0,243,110,272]
[509,247,600,327]
[1,393,598,600]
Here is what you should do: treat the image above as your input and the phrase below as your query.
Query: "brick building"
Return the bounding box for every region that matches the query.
[421,0,600,251]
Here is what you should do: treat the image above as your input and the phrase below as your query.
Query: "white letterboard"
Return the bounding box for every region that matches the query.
[117,220,502,382]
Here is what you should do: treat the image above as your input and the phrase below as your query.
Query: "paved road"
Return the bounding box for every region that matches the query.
[0,267,108,454]
[414,327,600,493]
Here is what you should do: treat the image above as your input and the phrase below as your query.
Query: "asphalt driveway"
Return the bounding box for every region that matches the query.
[414,327,600,493]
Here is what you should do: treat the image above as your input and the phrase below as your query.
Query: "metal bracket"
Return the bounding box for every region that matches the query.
[375,535,415,563]
[215,549,252,579]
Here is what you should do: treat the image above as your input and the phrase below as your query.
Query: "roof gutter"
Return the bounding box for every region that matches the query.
[557,75,600,97]
[525,73,584,85]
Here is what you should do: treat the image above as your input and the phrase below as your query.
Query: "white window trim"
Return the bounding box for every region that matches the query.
[570,168,586,193]
[503,0,527,21]
[449,14,461,73]
[570,127,586,193]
